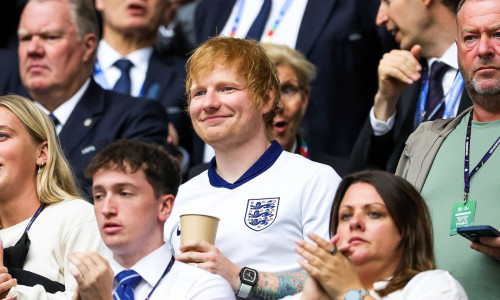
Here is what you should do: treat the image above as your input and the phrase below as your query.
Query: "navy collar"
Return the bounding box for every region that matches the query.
[208,140,283,189]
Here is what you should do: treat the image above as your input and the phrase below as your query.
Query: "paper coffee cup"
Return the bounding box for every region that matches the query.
[180,214,220,246]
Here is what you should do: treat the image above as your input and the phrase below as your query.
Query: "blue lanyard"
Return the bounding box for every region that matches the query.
[93,57,144,97]
[230,0,294,40]
[25,204,45,233]
[414,68,464,128]
[463,110,500,203]
[144,256,175,300]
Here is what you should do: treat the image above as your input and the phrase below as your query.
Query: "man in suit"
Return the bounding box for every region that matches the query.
[192,0,393,165]
[94,0,191,167]
[350,0,471,173]
[17,0,168,200]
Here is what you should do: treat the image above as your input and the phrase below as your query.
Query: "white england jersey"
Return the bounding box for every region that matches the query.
[164,142,341,272]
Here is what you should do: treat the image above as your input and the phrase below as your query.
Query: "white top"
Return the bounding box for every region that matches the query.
[109,244,235,300]
[219,0,308,48]
[371,43,463,136]
[165,147,340,272]
[281,269,468,299]
[1,199,110,299]
[94,40,153,97]
[35,79,90,134]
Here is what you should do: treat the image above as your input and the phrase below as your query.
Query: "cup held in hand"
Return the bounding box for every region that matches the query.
[180,214,219,246]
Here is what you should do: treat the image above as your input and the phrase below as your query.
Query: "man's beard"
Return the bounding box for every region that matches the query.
[460,59,500,113]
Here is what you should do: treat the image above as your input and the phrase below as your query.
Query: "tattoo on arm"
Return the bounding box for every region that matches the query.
[249,272,306,300]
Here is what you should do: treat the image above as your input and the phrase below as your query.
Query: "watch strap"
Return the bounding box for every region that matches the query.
[237,282,252,298]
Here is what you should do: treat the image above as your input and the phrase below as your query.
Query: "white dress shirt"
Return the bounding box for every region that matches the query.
[94,40,153,97]
[110,244,235,300]
[35,79,90,134]
[219,0,308,48]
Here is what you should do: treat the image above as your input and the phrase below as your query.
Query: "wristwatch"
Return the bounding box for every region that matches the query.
[344,288,369,300]
[237,267,258,298]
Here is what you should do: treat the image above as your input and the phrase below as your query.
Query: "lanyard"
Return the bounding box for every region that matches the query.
[414,69,464,128]
[463,110,500,203]
[25,204,45,233]
[299,138,309,158]
[230,0,294,41]
[93,57,144,97]
[144,256,175,300]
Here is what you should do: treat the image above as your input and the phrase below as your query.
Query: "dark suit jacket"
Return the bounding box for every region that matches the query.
[195,0,394,159]
[59,80,168,200]
[140,51,193,153]
[349,78,472,173]
[0,49,29,97]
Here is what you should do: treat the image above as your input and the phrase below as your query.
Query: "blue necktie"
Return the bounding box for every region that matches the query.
[113,270,141,300]
[246,0,272,40]
[113,59,133,95]
[425,61,448,120]
[48,113,60,126]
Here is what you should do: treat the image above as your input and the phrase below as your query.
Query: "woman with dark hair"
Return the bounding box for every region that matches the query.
[284,170,467,299]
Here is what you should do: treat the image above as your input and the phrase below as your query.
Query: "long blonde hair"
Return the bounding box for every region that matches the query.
[0,95,81,203]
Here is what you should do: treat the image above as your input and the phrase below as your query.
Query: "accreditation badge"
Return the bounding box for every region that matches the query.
[450,200,476,235]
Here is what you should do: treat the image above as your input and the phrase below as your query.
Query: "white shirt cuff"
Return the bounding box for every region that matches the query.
[370,106,396,136]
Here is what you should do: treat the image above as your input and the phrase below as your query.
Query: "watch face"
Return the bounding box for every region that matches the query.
[344,289,367,300]
[243,269,257,282]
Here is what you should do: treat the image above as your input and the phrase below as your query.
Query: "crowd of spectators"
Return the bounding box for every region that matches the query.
[0,0,498,299]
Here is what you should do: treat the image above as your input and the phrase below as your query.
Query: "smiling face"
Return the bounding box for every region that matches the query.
[273,64,309,152]
[17,0,95,102]
[376,0,429,50]
[336,183,402,277]
[457,0,500,101]
[92,165,172,264]
[96,0,165,37]
[0,107,44,200]
[189,63,271,149]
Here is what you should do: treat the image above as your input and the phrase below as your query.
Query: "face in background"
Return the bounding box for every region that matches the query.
[273,64,309,152]
[336,182,402,278]
[96,0,166,37]
[92,165,172,261]
[457,0,500,103]
[0,107,46,200]
[376,0,429,50]
[18,0,95,99]
[189,63,272,149]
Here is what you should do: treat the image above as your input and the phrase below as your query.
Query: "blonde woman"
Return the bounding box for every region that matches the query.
[0,95,108,299]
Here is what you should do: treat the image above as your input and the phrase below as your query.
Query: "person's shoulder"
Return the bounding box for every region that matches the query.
[278,151,338,177]
[46,199,96,222]
[181,170,209,188]
[402,269,468,299]
[48,198,93,211]
[170,261,236,298]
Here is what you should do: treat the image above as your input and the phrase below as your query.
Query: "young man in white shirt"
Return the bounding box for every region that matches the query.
[67,139,234,299]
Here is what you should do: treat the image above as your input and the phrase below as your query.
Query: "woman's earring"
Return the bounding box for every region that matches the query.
[37,165,42,174]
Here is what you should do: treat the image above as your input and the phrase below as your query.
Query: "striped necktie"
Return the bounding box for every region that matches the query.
[113,270,141,300]
[425,61,448,120]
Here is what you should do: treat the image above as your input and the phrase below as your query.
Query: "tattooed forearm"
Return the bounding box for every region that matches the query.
[248,272,306,300]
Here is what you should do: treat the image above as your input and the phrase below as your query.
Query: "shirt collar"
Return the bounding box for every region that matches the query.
[427,43,458,70]
[208,140,283,189]
[97,40,153,75]
[110,243,172,288]
[35,78,90,131]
